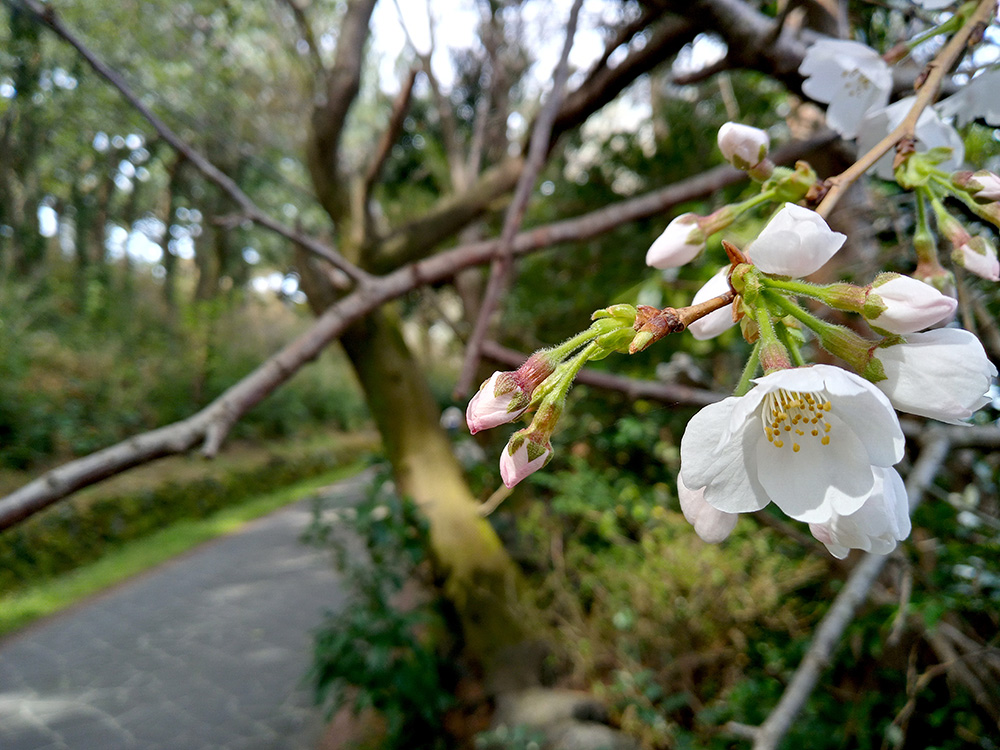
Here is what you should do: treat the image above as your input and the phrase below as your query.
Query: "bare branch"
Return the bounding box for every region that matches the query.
[728,433,952,750]
[363,67,420,204]
[455,0,585,396]
[0,133,831,529]
[375,13,701,271]
[308,0,379,223]
[16,0,369,284]
[552,15,696,142]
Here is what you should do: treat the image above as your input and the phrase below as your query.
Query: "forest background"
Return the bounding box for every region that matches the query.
[1,0,999,748]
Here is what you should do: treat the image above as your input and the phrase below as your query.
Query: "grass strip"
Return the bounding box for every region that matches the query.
[0,462,363,638]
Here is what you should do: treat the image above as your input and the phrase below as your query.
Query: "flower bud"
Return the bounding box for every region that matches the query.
[686,268,736,340]
[866,273,957,334]
[954,169,1000,201]
[466,352,558,434]
[500,430,553,488]
[953,235,1000,281]
[645,214,705,269]
[717,122,770,171]
[466,372,529,434]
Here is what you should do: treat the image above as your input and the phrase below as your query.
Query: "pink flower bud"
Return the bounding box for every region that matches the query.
[499,432,552,488]
[645,214,705,269]
[466,372,529,434]
[867,274,957,334]
[717,122,770,170]
[954,236,1000,281]
[959,170,1000,201]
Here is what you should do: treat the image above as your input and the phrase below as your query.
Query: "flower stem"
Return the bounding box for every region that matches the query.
[754,302,792,373]
[767,293,879,377]
[734,341,761,396]
[777,322,807,367]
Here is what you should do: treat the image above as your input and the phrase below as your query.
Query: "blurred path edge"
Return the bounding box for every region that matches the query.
[0,470,374,750]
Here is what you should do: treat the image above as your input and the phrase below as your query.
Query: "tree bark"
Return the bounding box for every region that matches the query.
[337,307,530,662]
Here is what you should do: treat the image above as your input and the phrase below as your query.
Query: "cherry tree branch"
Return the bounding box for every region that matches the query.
[0,134,828,531]
[455,0,585,396]
[816,0,998,218]
[277,0,325,80]
[726,431,953,750]
[362,66,420,204]
[15,0,369,285]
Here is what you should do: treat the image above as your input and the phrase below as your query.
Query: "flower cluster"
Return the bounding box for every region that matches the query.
[468,13,1000,561]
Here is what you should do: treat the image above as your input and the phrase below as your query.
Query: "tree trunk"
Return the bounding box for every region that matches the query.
[336,297,532,665]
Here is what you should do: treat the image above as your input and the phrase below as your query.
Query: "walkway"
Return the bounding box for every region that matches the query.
[0,473,368,750]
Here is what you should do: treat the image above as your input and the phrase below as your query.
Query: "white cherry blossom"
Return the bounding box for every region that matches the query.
[687,204,845,340]
[745,203,846,277]
[873,328,997,423]
[799,40,892,139]
[809,467,910,559]
[679,365,905,525]
[858,97,964,180]
[678,474,738,543]
[937,68,1000,127]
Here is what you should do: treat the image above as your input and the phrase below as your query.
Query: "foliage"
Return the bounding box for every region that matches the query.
[0,433,374,594]
[0,268,369,470]
[306,469,457,750]
[496,445,1000,750]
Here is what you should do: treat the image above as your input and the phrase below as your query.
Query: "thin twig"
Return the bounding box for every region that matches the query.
[816,0,997,218]
[17,0,369,285]
[454,0,586,397]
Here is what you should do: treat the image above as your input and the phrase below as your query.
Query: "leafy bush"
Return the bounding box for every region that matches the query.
[306,470,456,750]
[0,437,373,594]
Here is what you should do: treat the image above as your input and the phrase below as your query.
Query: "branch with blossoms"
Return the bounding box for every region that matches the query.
[466,1,999,738]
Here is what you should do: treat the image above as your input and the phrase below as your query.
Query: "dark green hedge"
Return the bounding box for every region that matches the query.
[0,441,372,594]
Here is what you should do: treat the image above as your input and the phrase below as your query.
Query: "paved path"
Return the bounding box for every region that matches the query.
[0,472,369,750]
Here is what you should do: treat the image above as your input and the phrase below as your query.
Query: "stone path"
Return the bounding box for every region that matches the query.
[0,472,369,750]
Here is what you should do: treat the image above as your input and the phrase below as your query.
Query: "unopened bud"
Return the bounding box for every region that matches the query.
[960,170,1000,201]
[953,235,1000,281]
[865,273,957,333]
[645,213,705,269]
[717,122,770,171]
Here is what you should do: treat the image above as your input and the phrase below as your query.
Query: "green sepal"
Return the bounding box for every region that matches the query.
[591,304,637,323]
